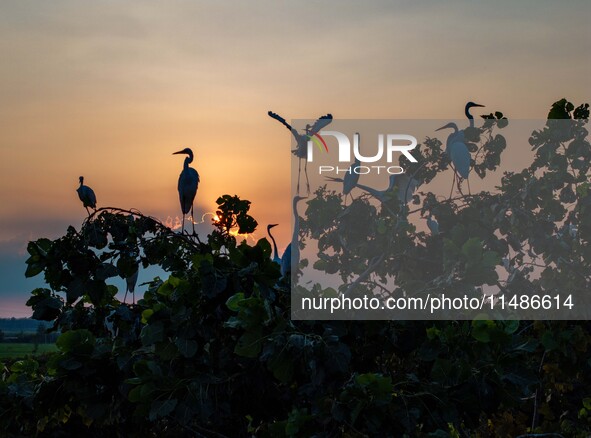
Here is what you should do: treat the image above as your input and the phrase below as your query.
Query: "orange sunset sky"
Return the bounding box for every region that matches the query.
[0,1,589,316]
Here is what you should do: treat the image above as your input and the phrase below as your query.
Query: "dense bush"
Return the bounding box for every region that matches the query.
[1,100,591,437]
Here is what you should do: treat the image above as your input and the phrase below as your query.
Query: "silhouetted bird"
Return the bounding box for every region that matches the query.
[436,122,470,180]
[76,176,97,216]
[427,215,440,235]
[267,224,281,265]
[465,101,485,128]
[268,111,332,194]
[281,196,306,279]
[173,148,200,234]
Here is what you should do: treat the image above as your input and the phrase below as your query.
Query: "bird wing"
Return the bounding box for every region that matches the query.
[308,114,333,135]
[178,168,199,214]
[87,187,97,208]
[268,111,293,131]
[449,142,471,179]
[77,186,97,208]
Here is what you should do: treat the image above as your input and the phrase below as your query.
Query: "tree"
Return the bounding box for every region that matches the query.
[1,100,590,437]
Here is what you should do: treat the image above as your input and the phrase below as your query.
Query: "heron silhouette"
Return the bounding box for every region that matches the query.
[76,176,97,216]
[173,148,200,234]
[267,224,281,265]
[323,133,362,203]
[465,101,485,128]
[124,267,138,304]
[436,122,470,195]
[427,215,440,235]
[268,111,332,194]
[281,196,306,279]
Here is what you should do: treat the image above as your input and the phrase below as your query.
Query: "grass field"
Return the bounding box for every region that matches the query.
[0,343,58,359]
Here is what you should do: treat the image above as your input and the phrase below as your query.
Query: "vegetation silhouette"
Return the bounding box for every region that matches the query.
[1,99,590,437]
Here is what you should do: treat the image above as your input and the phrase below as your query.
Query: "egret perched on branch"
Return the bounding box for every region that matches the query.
[76,176,97,216]
[324,134,361,202]
[267,224,281,265]
[173,148,200,234]
[124,267,139,305]
[427,215,440,235]
[281,196,306,279]
[465,101,485,128]
[436,122,470,178]
[268,111,333,194]
[436,122,470,195]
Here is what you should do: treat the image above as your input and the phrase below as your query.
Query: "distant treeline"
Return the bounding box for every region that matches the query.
[0,318,58,344]
[0,318,50,333]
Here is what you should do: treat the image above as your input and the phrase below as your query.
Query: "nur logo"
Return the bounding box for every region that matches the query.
[307,131,418,163]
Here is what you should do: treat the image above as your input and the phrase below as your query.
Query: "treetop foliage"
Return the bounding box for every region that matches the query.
[1,100,591,437]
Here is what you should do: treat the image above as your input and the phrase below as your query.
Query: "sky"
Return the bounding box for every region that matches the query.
[0,0,589,317]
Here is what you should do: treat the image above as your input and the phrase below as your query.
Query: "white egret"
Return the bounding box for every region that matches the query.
[124,269,138,305]
[267,224,281,265]
[281,196,306,279]
[427,215,440,235]
[436,122,470,180]
[76,176,97,216]
[268,111,332,194]
[173,148,200,234]
[396,174,419,204]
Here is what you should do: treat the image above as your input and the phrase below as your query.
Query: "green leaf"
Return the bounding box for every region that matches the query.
[141,322,165,346]
[174,338,198,358]
[226,292,246,312]
[471,319,495,343]
[56,329,95,355]
[462,238,483,260]
[234,328,263,358]
[149,398,178,421]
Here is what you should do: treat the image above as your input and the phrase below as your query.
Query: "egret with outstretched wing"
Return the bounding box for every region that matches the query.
[268,111,333,194]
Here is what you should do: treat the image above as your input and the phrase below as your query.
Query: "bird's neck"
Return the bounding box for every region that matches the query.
[292,201,300,244]
[268,228,279,259]
[465,108,475,128]
[184,155,193,168]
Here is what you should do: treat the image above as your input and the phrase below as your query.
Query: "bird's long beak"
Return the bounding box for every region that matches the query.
[473,103,485,108]
[435,122,456,131]
[172,150,184,155]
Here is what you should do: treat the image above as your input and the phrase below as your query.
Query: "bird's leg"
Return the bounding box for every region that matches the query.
[297,158,302,195]
[191,205,196,235]
[123,290,128,304]
[304,160,310,194]
[182,214,185,234]
[85,206,91,217]
[457,177,465,196]
[449,172,456,199]
[467,178,472,196]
